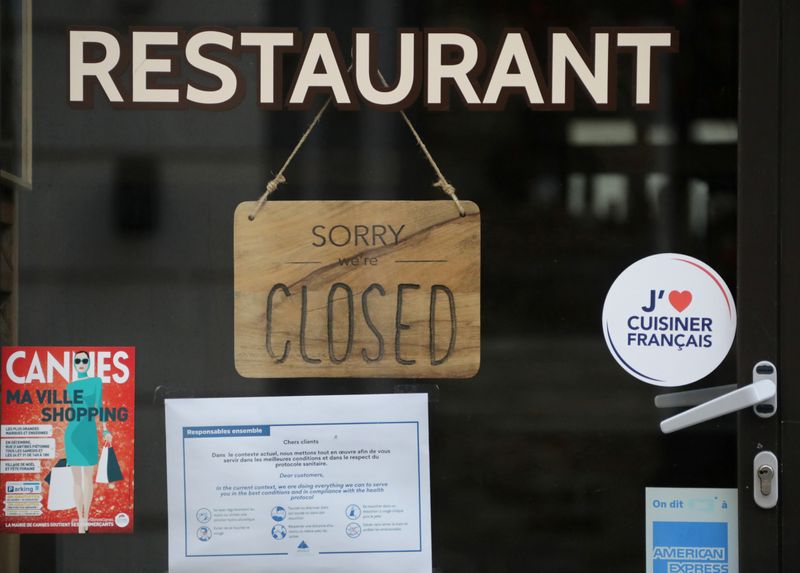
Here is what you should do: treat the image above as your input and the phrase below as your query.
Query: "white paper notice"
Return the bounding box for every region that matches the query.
[646,487,738,573]
[165,394,431,573]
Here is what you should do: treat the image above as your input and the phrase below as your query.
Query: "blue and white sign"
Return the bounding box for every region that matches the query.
[646,487,738,573]
[603,253,737,387]
[165,394,431,573]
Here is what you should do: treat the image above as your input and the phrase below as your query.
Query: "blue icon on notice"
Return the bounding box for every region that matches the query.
[346,504,361,520]
[271,506,287,522]
[271,524,287,540]
[197,526,212,542]
[298,540,309,550]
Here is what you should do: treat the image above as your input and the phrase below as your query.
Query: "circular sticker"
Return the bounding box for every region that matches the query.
[602,253,736,387]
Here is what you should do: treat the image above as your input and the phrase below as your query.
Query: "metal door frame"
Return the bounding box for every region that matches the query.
[737,0,799,570]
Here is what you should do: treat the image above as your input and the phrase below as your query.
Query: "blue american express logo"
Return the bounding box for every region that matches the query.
[653,522,728,573]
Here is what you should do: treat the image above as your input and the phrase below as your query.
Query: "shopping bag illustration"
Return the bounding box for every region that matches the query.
[46,460,76,511]
[43,458,66,485]
[96,447,109,483]
[96,446,124,484]
[106,447,124,482]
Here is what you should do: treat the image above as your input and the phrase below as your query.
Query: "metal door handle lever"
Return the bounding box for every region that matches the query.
[654,384,738,408]
[656,361,777,434]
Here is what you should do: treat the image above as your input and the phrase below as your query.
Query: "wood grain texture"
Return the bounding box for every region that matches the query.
[234,201,480,378]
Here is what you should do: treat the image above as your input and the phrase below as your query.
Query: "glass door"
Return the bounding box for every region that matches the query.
[4,0,793,572]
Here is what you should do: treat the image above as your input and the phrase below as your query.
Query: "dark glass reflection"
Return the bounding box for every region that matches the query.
[20,1,737,572]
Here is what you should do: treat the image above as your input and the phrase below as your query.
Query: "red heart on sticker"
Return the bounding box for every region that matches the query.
[669,290,692,313]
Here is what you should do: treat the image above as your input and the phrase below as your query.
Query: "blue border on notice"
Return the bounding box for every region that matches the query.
[181,421,423,558]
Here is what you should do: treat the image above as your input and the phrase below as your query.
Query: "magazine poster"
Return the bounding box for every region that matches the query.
[0,347,135,534]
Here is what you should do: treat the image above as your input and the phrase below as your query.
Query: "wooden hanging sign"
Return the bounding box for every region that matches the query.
[234,200,480,378]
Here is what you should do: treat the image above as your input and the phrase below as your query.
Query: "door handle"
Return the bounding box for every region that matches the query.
[656,361,777,434]
[654,384,738,408]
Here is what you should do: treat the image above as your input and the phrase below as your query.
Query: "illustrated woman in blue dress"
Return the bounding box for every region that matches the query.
[65,351,112,534]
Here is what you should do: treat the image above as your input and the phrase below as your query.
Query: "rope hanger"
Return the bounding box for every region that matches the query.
[248,68,465,221]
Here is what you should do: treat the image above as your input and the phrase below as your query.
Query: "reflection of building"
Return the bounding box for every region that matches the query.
[17,1,740,572]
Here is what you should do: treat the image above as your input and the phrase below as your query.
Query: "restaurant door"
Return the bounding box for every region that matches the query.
[1,0,798,571]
